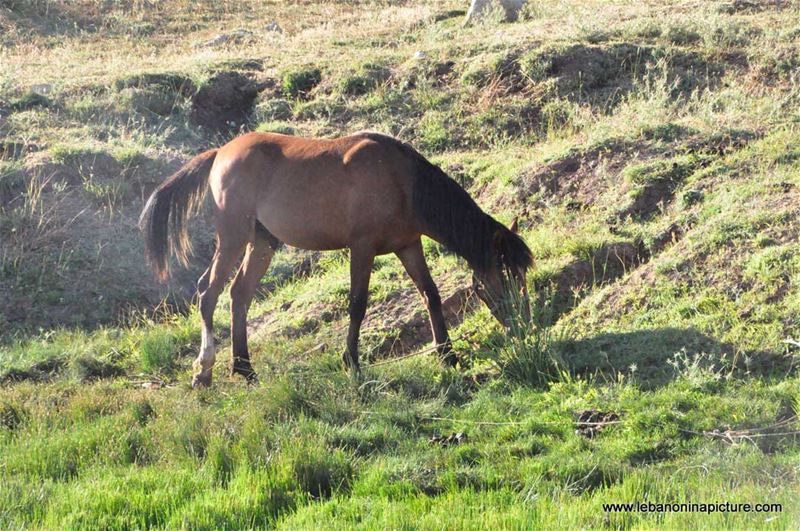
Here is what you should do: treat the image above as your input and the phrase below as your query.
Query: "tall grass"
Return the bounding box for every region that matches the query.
[494,283,569,387]
[139,328,176,374]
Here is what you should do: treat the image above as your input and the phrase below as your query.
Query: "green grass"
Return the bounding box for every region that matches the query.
[2,0,800,528]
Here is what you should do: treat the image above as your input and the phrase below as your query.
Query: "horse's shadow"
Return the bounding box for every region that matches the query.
[553,327,794,389]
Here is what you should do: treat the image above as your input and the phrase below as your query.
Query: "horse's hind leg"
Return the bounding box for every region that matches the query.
[344,244,375,374]
[396,239,456,367]
[192,224,249,388]
[229,224,279,382]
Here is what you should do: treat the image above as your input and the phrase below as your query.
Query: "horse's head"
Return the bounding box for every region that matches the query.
[471,219,533,328]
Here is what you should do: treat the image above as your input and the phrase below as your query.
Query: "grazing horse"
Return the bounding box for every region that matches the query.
[139,131,532,388]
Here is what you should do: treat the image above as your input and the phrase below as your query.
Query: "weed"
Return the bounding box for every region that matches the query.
[138,328,176,374]
[290,446,354,499]
[338,62,392,96]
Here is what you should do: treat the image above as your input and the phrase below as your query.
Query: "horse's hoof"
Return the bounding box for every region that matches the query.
[191,372,212,388]
[231,361,257,383]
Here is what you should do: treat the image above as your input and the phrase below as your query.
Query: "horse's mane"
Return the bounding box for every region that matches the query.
[356,132,532,275]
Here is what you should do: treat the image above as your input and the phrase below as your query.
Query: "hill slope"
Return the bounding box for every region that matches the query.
[1,0,799,528]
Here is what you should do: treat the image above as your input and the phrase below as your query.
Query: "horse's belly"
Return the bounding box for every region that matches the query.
[257,204,349,251]
[254,170,408,252]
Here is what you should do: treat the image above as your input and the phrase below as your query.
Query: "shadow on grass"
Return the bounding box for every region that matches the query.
[557,327,794,389]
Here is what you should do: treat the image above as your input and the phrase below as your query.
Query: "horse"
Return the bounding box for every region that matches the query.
[139,131,533,388]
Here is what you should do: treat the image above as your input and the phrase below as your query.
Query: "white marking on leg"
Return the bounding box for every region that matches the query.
[199,326,216,370]
[193,326,216,386]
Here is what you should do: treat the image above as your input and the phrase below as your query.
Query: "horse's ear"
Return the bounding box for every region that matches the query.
[509,217,519,234]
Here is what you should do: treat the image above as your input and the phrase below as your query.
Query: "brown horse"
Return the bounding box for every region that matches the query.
[140,131,532,387]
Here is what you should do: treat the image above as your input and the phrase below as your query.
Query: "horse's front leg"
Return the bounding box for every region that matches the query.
[396,239,456,367]
[344,245,375,374]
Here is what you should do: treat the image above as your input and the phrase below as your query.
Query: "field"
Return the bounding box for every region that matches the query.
[1,0,799,528]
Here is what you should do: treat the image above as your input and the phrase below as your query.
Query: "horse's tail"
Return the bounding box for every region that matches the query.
[139,149,218,281]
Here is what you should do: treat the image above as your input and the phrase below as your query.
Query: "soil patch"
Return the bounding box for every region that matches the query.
[367,284,477,358]
[575,410,620,438]
[190,72,260,132]
[0,141,39,160]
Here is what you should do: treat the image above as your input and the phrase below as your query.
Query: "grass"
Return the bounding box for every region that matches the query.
[1,0,800,528]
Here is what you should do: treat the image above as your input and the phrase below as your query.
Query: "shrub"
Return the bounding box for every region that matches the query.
[9,91,52,111]
[282,67,322,98]
[665,24,702,45]
[704,20,760,48]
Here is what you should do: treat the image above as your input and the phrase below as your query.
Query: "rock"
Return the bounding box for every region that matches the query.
[30,83,54,95]
[265,21,283,33]
[464,0,526,25]
[413,50,428,60]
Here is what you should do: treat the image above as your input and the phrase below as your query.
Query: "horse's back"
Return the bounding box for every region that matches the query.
[209,131,419,252]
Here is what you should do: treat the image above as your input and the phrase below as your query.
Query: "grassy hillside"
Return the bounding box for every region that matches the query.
[1,0,799,528]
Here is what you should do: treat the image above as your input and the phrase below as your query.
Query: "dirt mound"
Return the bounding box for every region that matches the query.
[1,148,212,332]
[615,156,702,220]
[516,43,728,103]
[367,284,477,358]
[574,410,620,438]
[518,129,757,216]
[190,72,260,131]
[518,139,646,208]
[531,43,650,92]
[0,357,65,384]
[718,0,787,13]
[112,73,195,117]
[247,272,475,359]
[540,241,647,317]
